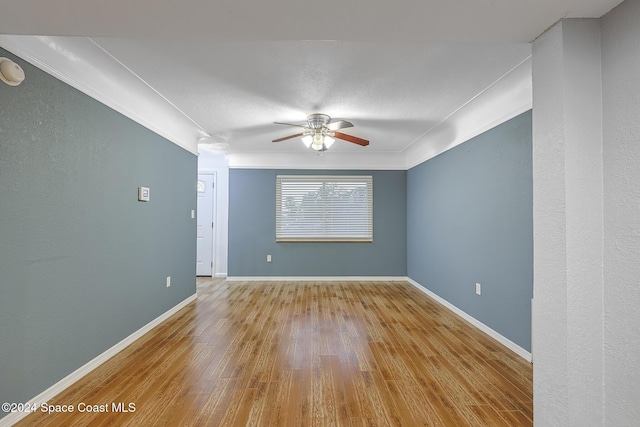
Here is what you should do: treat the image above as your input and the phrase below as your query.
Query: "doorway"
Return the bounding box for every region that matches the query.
[196,174,215,276]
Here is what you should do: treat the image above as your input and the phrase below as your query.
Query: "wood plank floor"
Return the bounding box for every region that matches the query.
[16,278,532,426]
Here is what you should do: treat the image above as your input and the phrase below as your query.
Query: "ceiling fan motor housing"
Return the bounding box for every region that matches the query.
[307,113,331,129]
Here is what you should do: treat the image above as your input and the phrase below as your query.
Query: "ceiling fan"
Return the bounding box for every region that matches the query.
[272,113,369,151]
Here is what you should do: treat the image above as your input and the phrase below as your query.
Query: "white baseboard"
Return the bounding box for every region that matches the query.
[214,273,228,278]
[0,293,198,427]
[226,276,407,282]
[406,278,532,362]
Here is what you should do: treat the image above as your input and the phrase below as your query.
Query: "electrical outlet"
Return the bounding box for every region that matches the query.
[166,276,171,288]
[267,255,272,263]
[475,282,481,295]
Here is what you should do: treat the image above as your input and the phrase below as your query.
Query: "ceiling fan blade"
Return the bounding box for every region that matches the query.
[333,131,369,146]
[274,121,308,129]
[328,120,354,131]
[272,132,305,143]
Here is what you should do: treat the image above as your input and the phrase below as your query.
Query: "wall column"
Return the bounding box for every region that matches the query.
[532,19,604,426]
[600,0,640,423]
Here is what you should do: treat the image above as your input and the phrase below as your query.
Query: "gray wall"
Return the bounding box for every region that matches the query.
[0,48,197,412]
[228,169,406,276]
[407,111,533,351]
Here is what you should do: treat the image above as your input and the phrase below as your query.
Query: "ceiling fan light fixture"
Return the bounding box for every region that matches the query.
[301,135,313,147]
[310,132,325,150]
[324,135,335,148]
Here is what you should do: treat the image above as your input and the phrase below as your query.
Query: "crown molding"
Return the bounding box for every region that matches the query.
[403,57,532,169]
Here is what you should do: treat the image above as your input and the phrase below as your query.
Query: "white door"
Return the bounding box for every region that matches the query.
[196,174,215,276]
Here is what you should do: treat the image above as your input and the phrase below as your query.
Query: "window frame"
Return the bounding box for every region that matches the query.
[275,175,373,242]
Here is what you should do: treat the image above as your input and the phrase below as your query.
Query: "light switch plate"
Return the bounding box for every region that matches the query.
[138,186,150,202]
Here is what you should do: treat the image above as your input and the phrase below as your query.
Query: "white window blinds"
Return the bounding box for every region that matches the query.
[276,175,373,242]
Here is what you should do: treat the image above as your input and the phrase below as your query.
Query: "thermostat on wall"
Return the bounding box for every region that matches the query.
[138,186,150,202]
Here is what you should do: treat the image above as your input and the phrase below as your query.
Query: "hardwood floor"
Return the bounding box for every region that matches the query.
[16,278,532,426]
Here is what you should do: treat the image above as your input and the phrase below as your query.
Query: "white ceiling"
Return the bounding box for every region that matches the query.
[0,0,622,41]
[0,0,623,169]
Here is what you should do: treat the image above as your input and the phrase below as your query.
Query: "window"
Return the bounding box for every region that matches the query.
[276,175,373,242]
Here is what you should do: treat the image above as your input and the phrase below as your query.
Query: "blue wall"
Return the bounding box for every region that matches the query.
[407,111,533,351]
[0,48,197,412]
[229,169,406,276]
